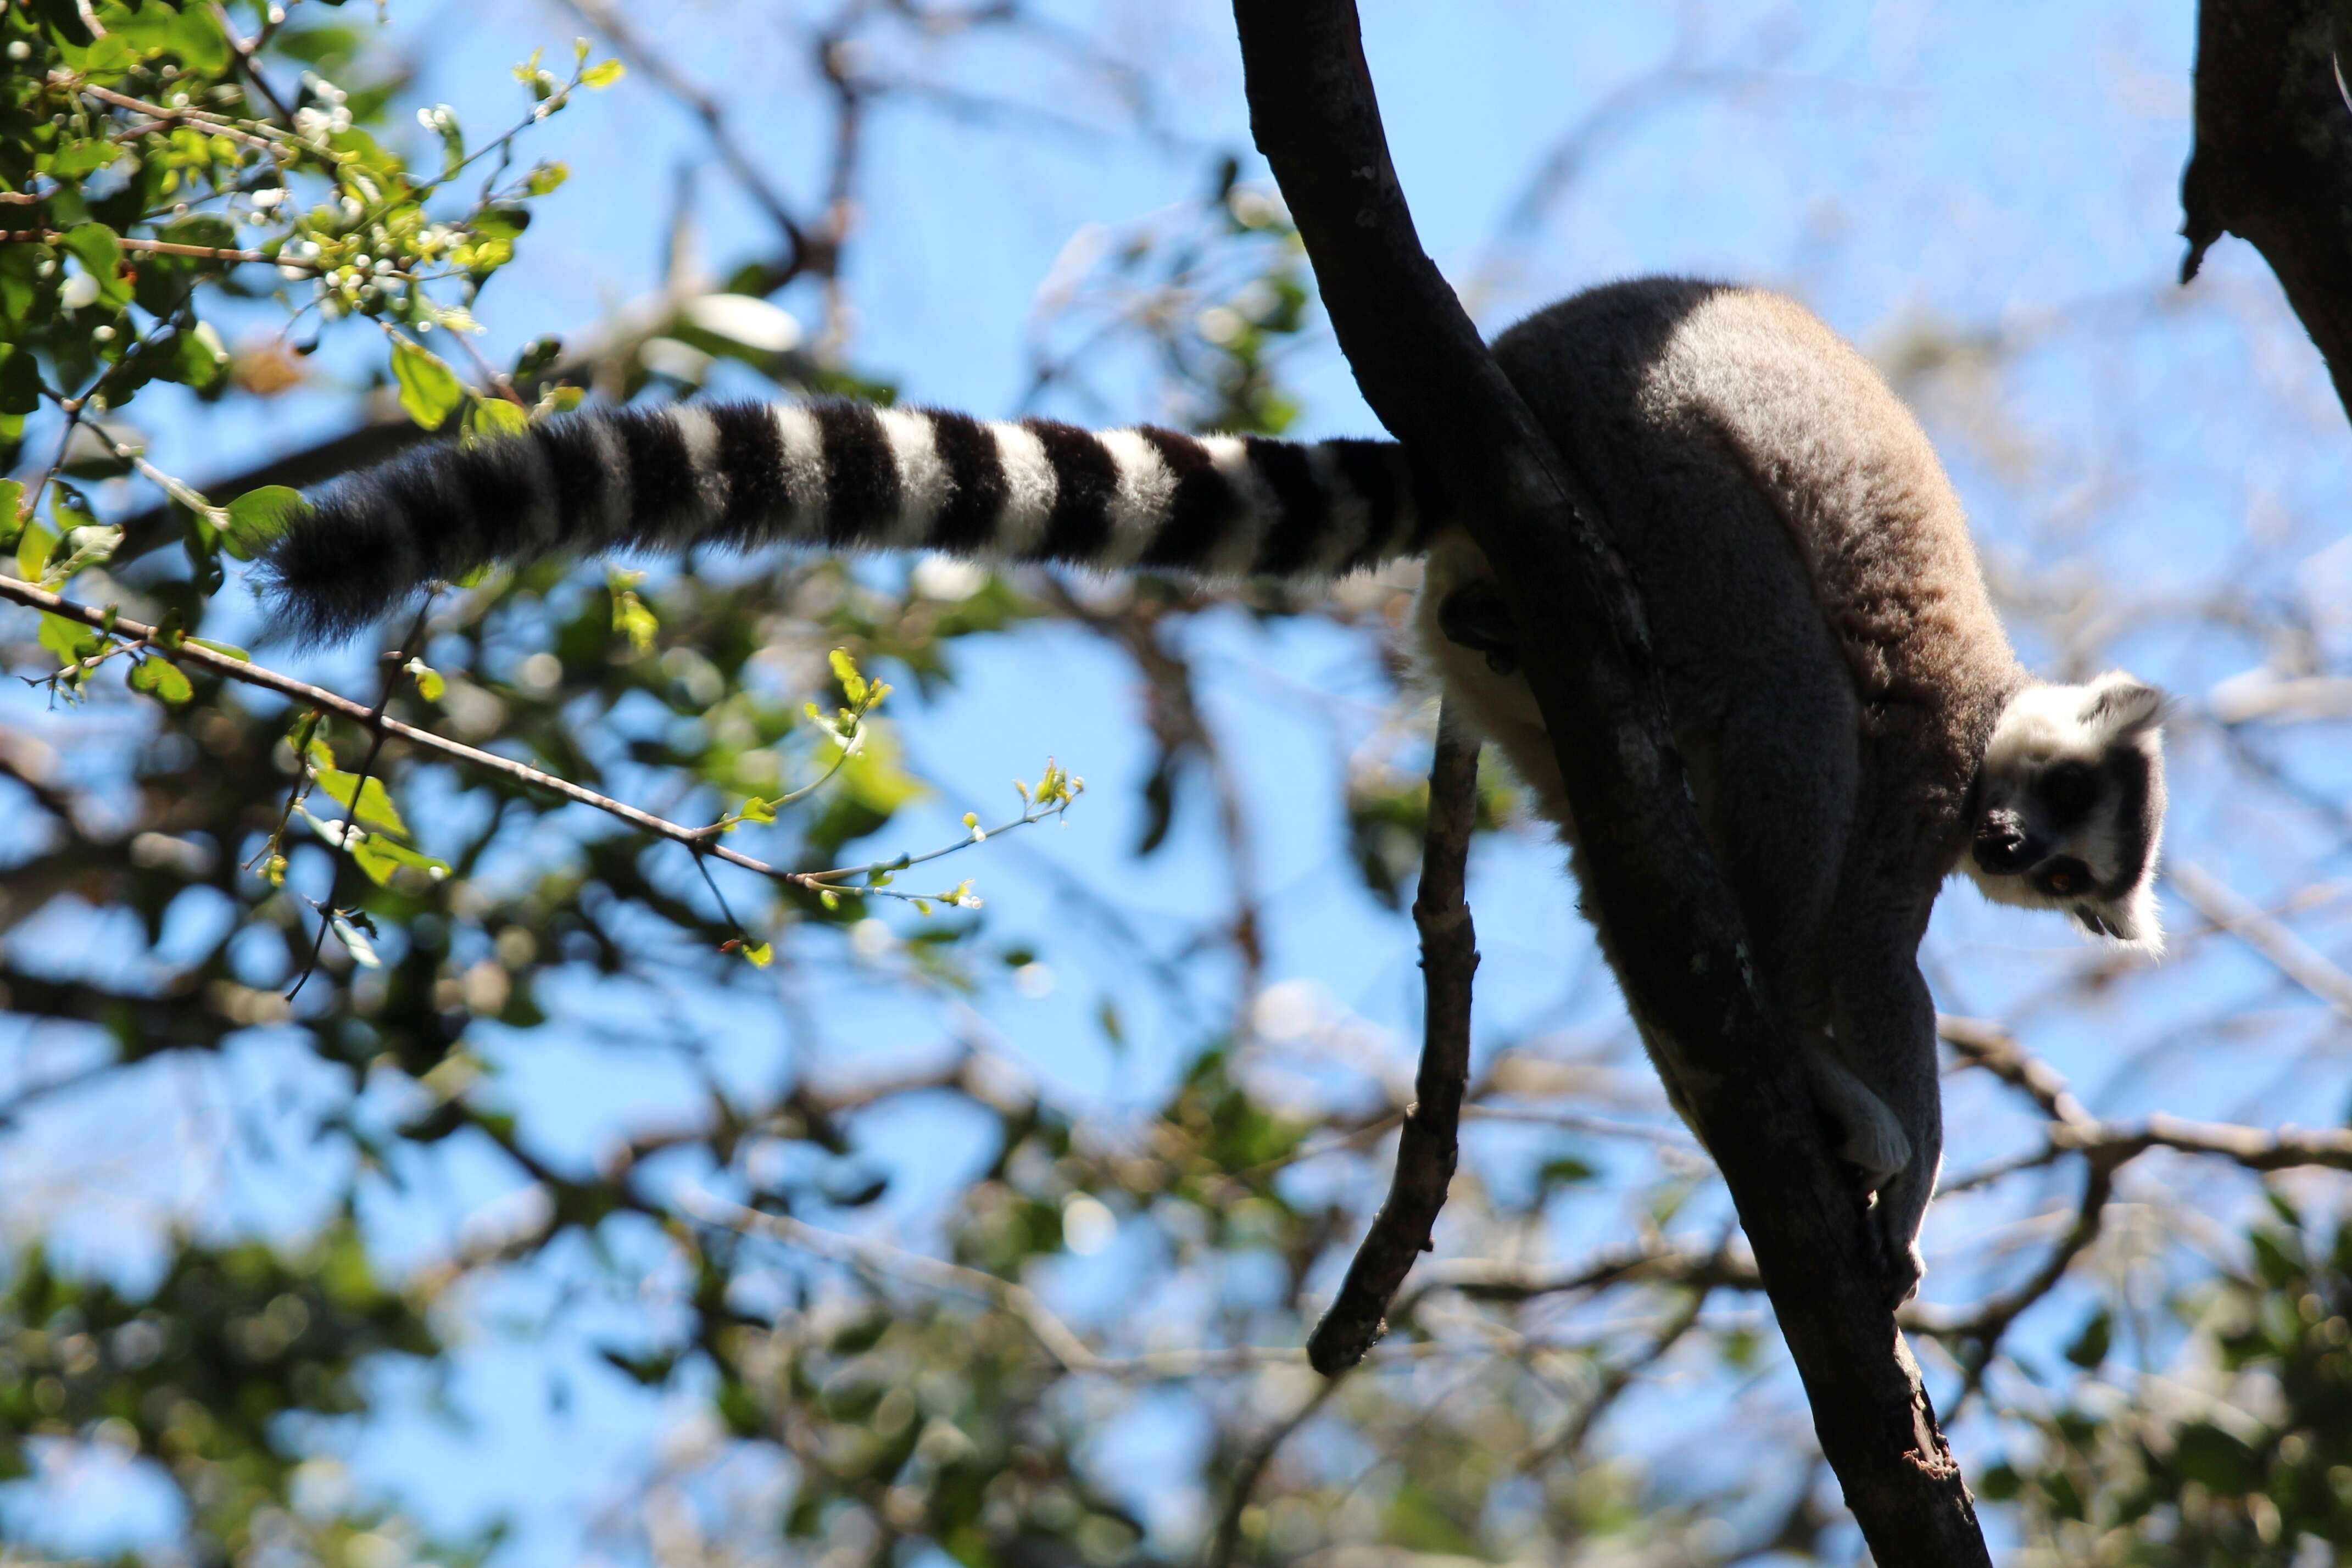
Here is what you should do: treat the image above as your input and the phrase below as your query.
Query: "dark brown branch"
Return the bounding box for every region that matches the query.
[2181,0,2352,425]
[1919,1158,2118,1410]
[1307,701,1480,1373]
[1229,6,1987,1558]
[1403,1238,1765,1313]
[1939,1015,2097,1130]
[1535,1282,1715,1466]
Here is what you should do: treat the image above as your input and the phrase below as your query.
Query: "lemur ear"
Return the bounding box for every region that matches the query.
[2082,673,2169,738]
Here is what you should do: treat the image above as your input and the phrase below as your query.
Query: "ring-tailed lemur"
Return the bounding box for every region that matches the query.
[260,277,2167,1304]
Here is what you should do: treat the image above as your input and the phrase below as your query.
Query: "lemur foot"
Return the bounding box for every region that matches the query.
[1436,581,1520,676]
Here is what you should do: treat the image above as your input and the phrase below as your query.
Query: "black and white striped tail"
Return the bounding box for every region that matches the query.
[257,401,1442,642]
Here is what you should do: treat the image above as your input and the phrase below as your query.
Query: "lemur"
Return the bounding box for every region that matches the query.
[259,277,2169,1303]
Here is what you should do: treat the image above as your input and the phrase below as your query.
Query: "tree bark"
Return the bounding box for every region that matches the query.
[1229,4,1990,1560]
[1307,703,1479,1374]
[2183,0,2352,426]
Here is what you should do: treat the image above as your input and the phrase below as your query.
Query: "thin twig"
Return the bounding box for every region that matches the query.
[0,575,1047,901]
[1523,1278,1715,1469]
[2169,861,2352,1023]
[677,1185,1100,1372]
[1206,1375,1342,1568]
[0,228,353,272]
[285,601,433,1000]
[205,0,299,127]
[1307,701,1479,1372]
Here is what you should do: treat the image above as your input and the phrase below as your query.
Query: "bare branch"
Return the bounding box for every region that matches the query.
[1308,701,1480,1372]
[1939,1014,2099,1130]
[2169,860,2352,1023]
[0,575,1052,903]
[677,1186,1102,1373]
[2182,0,2352,426]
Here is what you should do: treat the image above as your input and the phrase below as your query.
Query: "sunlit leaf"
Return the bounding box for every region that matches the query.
[221,486,309,561]
[313,768,412,838]
[129,657,194,705]
[391,338,466,431]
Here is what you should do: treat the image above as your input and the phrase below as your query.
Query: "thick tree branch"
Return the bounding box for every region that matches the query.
[2182,0,2352,425]
[1229,5,1988,1558]
[1308,700,1480,1372]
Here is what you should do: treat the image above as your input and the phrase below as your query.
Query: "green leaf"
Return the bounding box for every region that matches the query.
[352,834,449,887]
[0,345,41,417]
[348,841,395,888]
[463,397,528,444]
[16,519,55,582]
[221,486,309,560]
[60,224,122,283]
[363,836,450,879]
[166,323,230,390]
[737,797,777,826]
[828,648,868,706]
[2169,1422,2260,1494]
[581,59,626,88]
[471,206,533,241]
[44,141,124,181]
[0,479,20,527]
[404,658,445,700]
[531,385,581,423]
[187,637,250,662]
[740,941,773,968]
[49,523,121,583]
[129,657,194,705]
[390,338,466,431]
[39,612,102,667]
[612,587,657,654]
[313,768,413,838]
[2062,1308,2111,1369]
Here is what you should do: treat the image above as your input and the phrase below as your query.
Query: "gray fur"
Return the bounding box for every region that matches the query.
[260,276,2169,1304]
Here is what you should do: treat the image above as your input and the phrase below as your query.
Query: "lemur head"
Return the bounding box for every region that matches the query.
[1964,672,2169,951]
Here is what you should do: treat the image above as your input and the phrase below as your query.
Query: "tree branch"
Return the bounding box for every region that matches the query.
[2181,0,2352,425]
[1307,699,1480,1372]
[1228,5,1988,1557]
[2168,861,2352,1023]
[0,574,1052,903]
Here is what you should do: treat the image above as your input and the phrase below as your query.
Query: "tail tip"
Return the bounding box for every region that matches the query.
[248,486,423,646]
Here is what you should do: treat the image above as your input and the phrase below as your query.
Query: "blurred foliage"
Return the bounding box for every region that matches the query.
[0,4,2349,1568]
[1987,1197,2352,1565]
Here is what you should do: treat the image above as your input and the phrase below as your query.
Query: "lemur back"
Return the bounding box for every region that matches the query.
[262,276,2166,1305]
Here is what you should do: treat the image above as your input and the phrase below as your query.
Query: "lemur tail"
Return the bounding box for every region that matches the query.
[255,400,1441,644]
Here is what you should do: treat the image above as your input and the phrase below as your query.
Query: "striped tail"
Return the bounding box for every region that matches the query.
[256,400,1443,643]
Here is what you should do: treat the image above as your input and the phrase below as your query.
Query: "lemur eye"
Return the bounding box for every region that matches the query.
[2039,857,2091,896]
[2041,761,2097,817]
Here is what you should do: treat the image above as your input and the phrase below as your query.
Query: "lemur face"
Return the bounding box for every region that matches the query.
[1965,673,2169,950]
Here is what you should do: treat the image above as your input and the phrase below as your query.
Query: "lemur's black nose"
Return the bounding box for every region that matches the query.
[1972,813,2040,875]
